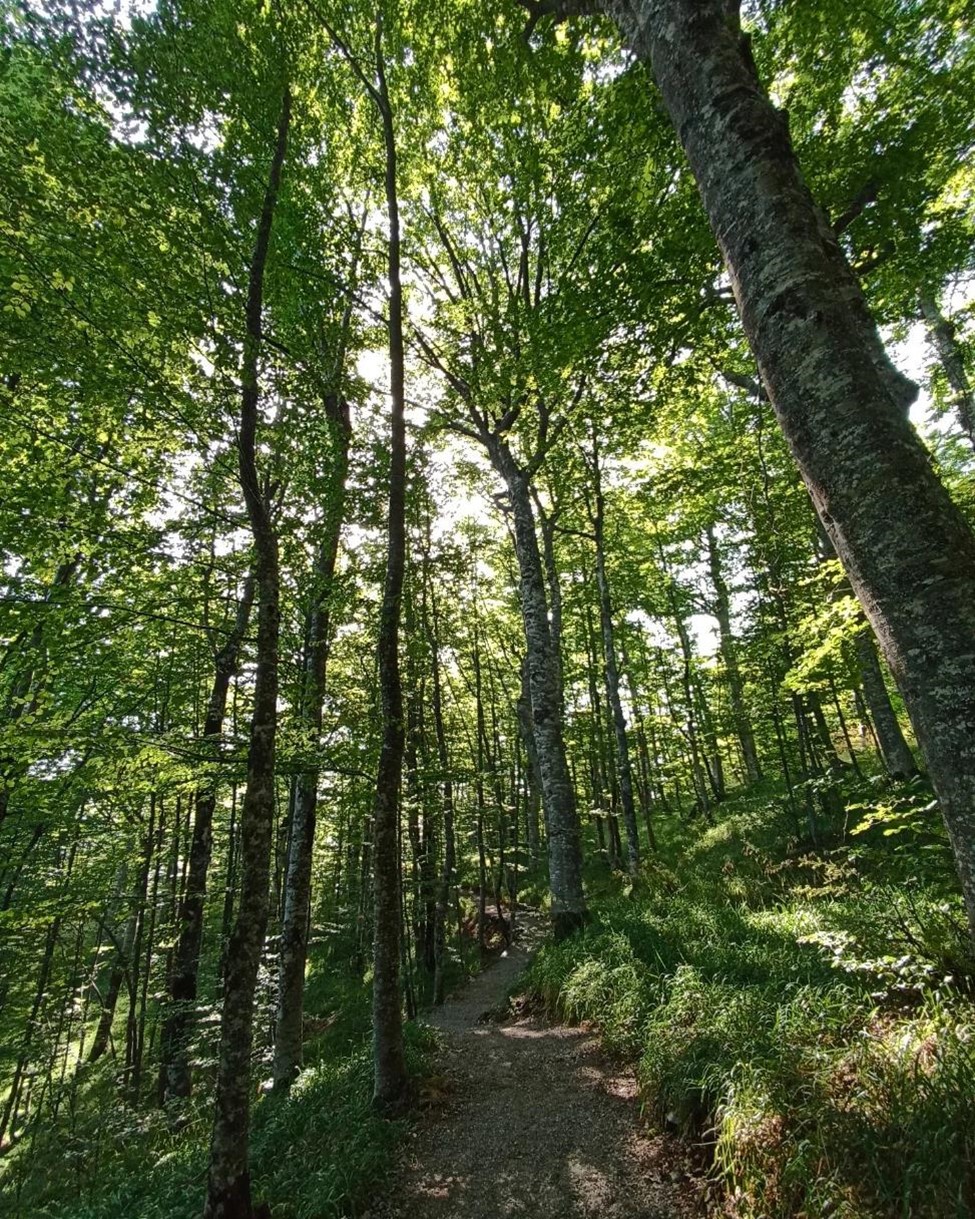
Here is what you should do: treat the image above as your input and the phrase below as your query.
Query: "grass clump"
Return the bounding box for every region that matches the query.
[521,781,975,1218]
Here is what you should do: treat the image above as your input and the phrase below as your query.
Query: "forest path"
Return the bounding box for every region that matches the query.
[365,911,702,1219]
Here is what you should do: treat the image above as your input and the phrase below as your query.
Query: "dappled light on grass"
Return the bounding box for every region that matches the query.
[522,784,975,1218]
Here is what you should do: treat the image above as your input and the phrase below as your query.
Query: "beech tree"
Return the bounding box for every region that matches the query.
[519,0,975,935]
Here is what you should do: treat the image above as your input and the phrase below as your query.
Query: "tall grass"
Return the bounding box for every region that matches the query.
[0,979,435,1219]
[523,783,975,1218]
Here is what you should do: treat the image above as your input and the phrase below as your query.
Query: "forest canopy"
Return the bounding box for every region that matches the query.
[1,1,975,1217]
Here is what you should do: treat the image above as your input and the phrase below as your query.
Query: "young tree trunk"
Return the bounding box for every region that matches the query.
[426,588,455,1006]
[0,918,60,1147]
[705,523,761,783]
[919,295,975,451]
[589,448,640,873]
[121,802,156,1097]
[584,620,615,868]
[854,629,918,780]
[160,576,253,1104]
[592,0,975,936]
[663,568,712,817]
[272,394,351,1093]
[130,799,166,1105]
[203,85,290,1219]
[88,868,139,1065]
[369,36,410,1114]
[485,438,586,938]
[472,624,489,952]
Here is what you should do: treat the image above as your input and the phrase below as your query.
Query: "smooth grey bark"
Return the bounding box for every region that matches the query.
[660,555,712,816]
[533,490,566,714]
[854,630,918,780]
[920,295,975,451]
[705,524,761,784]
[203,86,289,1219]
[161,575,254,1104]
[485,435,586,937]
[552,0,975,935]
[588,446,640,873]
[272,393,351,1093]
[516,653,543,861]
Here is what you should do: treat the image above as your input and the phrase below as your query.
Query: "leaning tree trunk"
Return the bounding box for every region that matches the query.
[854,629,918,780]
[272,394,351,1093]
[203,86,289,1219]
[486,439,586,938]
[920,294,975,452]
[161,575,254,1104]
[568,0,975,937]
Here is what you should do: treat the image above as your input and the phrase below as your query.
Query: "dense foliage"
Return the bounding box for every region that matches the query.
[1,0,974,1215]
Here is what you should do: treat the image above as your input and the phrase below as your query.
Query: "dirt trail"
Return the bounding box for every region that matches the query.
[366,911,702,1219]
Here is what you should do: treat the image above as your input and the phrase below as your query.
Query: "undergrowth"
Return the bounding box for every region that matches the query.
[523,779,975,1218]
[0,979,435,1219]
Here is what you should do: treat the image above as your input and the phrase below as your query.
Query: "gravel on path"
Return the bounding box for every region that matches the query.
[366,911,704,1219]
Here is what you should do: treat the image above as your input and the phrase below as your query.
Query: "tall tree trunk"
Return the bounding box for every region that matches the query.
[204,85,289,1219]
[705,523,761,783]
[813,513,918,783]
[589,446,640,873]
[919,294,975,451]
[130,798,165,1105]
[88,867,139,1065]
[854,629,918,780]
[369,33,410,1114]
[427,586,455,1006]
[0,919,60,1147]
[122,802,156,1097]
[590,0,975,935]
[473,624,489,952]
[585,612,616,868]
[533,493,565,714]
[161,576,254,1104]
[486,438,586,938]
[662,566,712,817]
[515,654,542,862]
[272,394,351,1093]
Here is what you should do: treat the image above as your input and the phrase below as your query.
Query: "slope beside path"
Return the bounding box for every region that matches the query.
[365,911,704,1219]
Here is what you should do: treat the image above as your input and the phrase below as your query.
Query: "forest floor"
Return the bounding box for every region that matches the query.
[365,910,705,1219]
